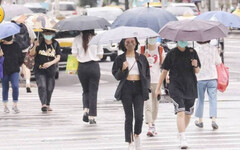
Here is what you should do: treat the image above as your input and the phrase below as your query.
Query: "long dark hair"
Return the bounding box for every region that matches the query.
[118,37,139,52]
[82,30,95,53]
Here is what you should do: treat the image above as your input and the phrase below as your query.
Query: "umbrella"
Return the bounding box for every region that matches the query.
[194,11,240,28]
[2,4,33,21]
[0,22,20,39]
[111,7,178,33]
[159,20,229,41]
[166,7,195,16]
[90,26,159,45]
[53,16,110,31]
[12,14,57,32]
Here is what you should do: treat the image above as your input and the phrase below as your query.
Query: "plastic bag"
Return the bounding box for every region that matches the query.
[66,55,78,74]
[216,63,229,92]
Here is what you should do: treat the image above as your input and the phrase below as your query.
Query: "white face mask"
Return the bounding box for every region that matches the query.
[148,38,157,45]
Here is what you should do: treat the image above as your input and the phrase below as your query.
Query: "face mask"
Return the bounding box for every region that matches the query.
[177,41,188,48]
[43,34,54,40]
[148,37,157,45]
[125,43,135,51]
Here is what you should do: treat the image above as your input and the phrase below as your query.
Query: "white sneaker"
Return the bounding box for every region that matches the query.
[179,133,188,149]
[134,136,141,150]
[128,142,135,150]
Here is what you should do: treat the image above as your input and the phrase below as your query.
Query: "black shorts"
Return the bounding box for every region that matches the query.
[171,97,195,115]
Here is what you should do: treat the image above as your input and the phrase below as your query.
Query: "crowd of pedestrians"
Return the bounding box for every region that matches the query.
[0,25,223,149]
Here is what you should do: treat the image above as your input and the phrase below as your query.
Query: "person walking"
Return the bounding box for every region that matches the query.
[155,41,201,149]
[0,36,23,113]
[29,29,61,112]
[194,41,222,129]
[72,30,103,124]
[140,37,165,137]
[112,37,150,150]
[12,16,36,93]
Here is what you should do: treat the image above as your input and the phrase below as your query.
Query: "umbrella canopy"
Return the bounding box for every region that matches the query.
[2,4,33,21]
[194,11,240,28]
[53,16,110,31]
[111,7,178,33]
[12,14,57,32]
[90,26,159,45]
[166,7,195,16]
[0,22,20,39]
[159,20,229,41]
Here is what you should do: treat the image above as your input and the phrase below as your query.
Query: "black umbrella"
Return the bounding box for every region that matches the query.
[53,15,110,31]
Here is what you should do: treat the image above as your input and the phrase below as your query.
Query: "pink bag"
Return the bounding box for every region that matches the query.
[216,63,229,92]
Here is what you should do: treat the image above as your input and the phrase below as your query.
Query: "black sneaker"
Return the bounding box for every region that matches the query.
[212,121,218,129]
[26,87,32,93]
[83,112,89,122]
[89,119,96,124]
[195,120,203,128]
[41,107,48,112]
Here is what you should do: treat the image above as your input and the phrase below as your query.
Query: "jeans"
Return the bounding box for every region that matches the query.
[195,79,218,118]
[121,80,144,143]
[35,69,55,106]
[1,72,19,103]
[77,61,100,117]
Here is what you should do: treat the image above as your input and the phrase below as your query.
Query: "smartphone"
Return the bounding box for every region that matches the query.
[157,94,161,101]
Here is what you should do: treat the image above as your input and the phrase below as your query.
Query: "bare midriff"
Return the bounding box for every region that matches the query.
[127,75,140,81]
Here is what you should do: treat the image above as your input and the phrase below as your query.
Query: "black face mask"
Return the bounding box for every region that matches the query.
[3,36,13,42]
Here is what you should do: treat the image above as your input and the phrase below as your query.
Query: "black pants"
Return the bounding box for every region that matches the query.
[35,69,55,106]
[121,80,144,143]
[77,61,100,116]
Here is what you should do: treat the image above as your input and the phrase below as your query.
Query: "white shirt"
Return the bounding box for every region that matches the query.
[126,57,139,75]
[195,43,222,81]
[146,48,164,83]
[72,34,103,63]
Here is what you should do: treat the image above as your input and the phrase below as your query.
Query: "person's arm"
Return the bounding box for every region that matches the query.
[0,49,3,57]
[192,50,201,74]
[143,55,151,91]
[192,60,200,73]
[155,69,168,97]
[215,47,222,65]
[97,45,103,59]
[112,57,128,81]
[155,51,171,97]
[71,36,79,57]
[29,40,39,56]
[17,43,24,66]
[42,42,61,69]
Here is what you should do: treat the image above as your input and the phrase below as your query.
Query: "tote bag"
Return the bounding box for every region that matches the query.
[66,55,79,74]
[216,63,229,92]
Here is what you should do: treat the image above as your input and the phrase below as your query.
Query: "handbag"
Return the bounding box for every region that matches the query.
[66,55,79,74]
[216,63,229,92]
[24,51,35,69]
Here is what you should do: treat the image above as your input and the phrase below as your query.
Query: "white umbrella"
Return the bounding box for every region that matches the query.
[90,26,159,45]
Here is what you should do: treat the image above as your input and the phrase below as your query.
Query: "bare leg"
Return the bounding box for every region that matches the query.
[177,111,185,133]
[22,64,31,88]
[185,114,191,129]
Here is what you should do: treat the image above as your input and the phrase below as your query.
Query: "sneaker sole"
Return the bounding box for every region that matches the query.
[181,146,188,149]
[147,132,154,137]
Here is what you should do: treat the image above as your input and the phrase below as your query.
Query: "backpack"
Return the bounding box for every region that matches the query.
[13,23,31,51]
[140,46,164,65]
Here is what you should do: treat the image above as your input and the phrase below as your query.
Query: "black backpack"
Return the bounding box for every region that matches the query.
[13,22,31,51]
